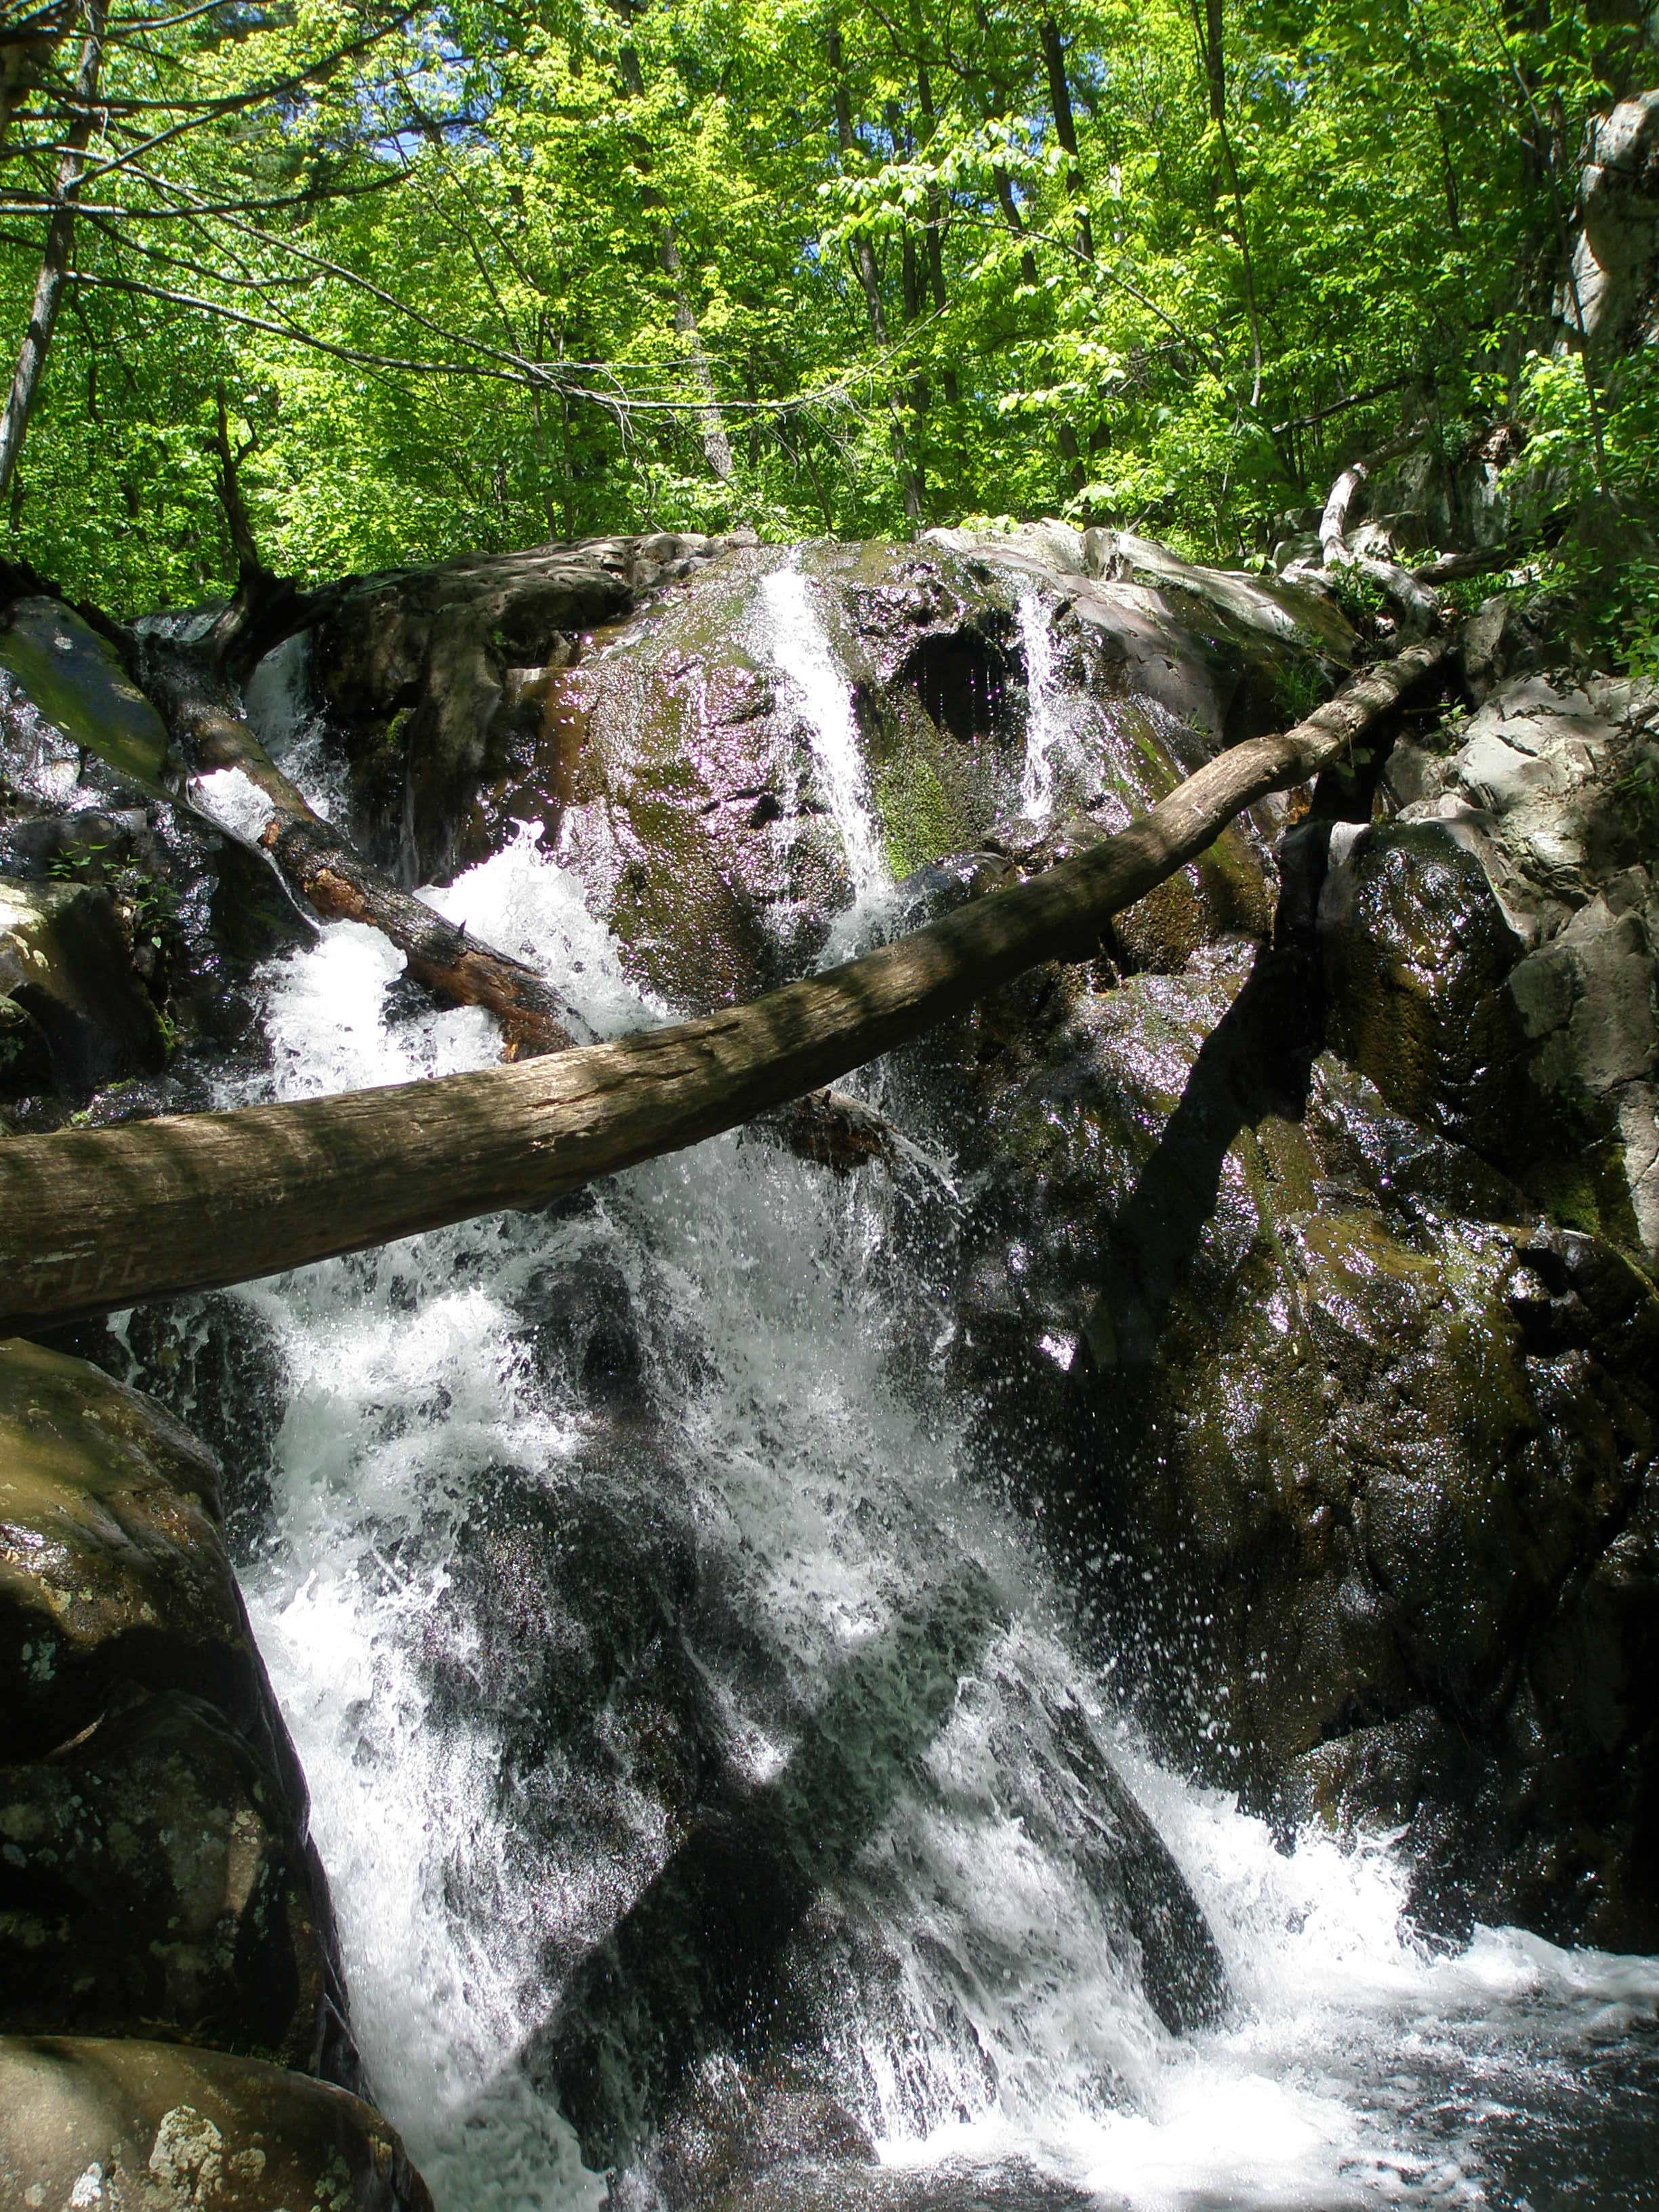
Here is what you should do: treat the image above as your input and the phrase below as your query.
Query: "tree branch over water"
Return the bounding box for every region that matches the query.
[0,635,1448,1331]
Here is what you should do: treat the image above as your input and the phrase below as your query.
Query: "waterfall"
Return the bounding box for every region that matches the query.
[1019,589,1064,823]
[754,560,889,909]
[213,830,1656,2208]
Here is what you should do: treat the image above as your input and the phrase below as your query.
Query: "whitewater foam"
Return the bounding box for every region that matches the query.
[213,825,1657,2211]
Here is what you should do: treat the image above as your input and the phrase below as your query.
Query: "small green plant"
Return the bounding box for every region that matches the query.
[123,867,178,952]
[47,838,108,880]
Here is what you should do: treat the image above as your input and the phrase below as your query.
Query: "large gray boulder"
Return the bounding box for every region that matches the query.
[0,2037,432,2212]
[1377,674,1659,1256]
[1561,87,1659,343]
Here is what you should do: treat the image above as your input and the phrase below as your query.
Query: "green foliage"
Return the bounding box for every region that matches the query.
[1,0,1655,609]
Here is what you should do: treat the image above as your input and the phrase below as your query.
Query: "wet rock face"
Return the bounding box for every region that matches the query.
[942,924,1659,1949]
[306,536,672,883]
[0,2036,433,2212]
[0,674,294,1136]
[1,1689,336,2066]
[287,522,1348,1015]
[0,873,169,1094]
[0,1338,355,2081]
[1378,674,1659,1256]
[1319,821,1524,1138]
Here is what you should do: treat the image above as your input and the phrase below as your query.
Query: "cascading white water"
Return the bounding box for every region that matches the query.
[212,822,1658,2212]
[754,559,890,914]
[1019,589,1065,823]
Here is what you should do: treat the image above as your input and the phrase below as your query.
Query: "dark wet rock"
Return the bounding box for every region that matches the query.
[0,872,168,1092]
[108,1296,289,1558]
[650,2068,878,2212]
[0,775,280,1134]
[0,1687,340,2069]
[532,1565,1010,2168]
[306,537,657,881]
[936,920,1659,1948]
[0,988,49,1096]
[0,1338,355,2077]
[1319,821,1524,1139]
[514,1253,651,1413]
[0,2036,433,2212]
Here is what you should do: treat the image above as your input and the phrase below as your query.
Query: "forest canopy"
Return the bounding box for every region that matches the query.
[1,0,1655,657]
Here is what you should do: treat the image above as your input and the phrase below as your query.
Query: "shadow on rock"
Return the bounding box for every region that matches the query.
[1082,930,1325,1372]
[529,1563,1005,2169]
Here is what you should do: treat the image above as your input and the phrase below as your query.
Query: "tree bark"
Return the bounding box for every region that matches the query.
[829,24,922,523]
[1315,426,1439,637]
[908,0,957,405]
[0,637,1449,1332]
[0,0,105,506]
[659,227,735,483]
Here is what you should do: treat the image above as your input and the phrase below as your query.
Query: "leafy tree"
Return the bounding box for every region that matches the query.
[1,0,1652,642]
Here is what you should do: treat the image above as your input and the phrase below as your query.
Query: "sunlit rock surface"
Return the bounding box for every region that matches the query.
[0,2037,432,2212]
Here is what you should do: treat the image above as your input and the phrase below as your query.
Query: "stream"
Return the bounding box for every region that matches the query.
[184,561,1659,2211]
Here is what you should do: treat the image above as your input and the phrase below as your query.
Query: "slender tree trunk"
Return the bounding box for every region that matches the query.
[1041,18,1094,261]
[989,102,1082,496]
[617,35,735,487]
[830,28,890,344]
[1191,0,1263,409]
[659,226,734,482]
[0,0,105,506]
[909,0,957,403]
[0,638,1450,1332]
[830,24,922,523]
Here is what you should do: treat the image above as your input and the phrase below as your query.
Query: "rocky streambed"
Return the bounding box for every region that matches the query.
[2,522,1657,2209]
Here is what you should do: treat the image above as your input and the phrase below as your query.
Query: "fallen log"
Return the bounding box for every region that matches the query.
[0,563,579,1056]
[137,634,578,1058]
[0,636,1448,1332]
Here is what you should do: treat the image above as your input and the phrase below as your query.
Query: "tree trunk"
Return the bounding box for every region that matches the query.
[1191,0,1263,407]
[1041,18,1094,261]
[616,37,735,488]
[830,24,922,523]
[909,0,958,405]
[0,638,1449,1332]
[0,0,105,506]
[659,226,735,483]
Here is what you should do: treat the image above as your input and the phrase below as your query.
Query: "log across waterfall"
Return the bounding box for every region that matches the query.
[138,625,580,1057]
[0,637,1446,1329]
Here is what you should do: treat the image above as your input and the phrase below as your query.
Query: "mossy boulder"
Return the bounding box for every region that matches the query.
[0,2036,432,2212]
[0,1338,354,2078]
[0,599,171,799]
[930,930,1659,1949]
